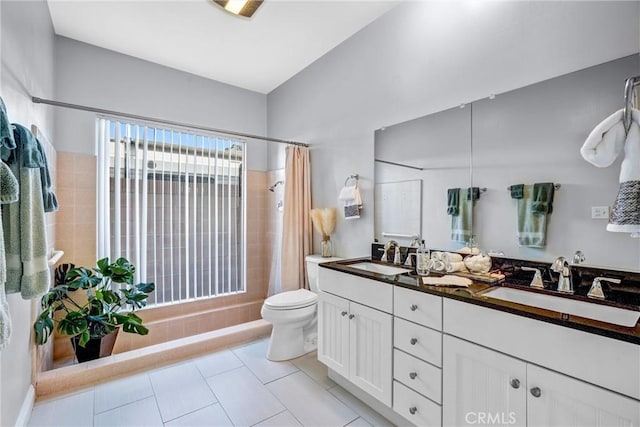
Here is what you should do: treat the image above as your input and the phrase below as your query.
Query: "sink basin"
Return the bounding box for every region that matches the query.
[348,262,412,276]
[483,287,640,327]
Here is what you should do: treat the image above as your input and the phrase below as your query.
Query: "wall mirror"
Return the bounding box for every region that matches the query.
[374,54,640,271]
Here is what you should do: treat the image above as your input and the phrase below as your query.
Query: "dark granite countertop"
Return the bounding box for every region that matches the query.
[320,258,640,345]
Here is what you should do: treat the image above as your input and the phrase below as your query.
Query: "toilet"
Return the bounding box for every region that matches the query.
[261,254,343,361]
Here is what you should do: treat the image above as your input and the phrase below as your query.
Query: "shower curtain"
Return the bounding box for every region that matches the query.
[281,146,312,292]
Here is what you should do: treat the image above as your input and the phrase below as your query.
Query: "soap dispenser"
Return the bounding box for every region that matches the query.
[416,240,430,276]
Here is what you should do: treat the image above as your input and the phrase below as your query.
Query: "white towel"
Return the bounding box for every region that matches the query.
[445,261,467,273]
[422,275,472,287]
[339,185,362,219]
[580,108,626,167]
[0,161,18,349]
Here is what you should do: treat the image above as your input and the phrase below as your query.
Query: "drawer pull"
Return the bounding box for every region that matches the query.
[341,311,348,317]
[349,314,355,319]
[530,387,541,398]
[410,337,418,345]
[410,304,418,311]
[510,379,520,389]
[409,372,418,380]
[409,407,417,415]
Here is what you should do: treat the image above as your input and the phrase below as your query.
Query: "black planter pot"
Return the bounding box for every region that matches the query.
[71,329,119,363]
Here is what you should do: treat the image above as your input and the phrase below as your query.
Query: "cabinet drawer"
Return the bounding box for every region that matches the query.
[394,349,442,404]
[319,267,393,313]
[393,381,442,426]
[394,286,442,330]
[394,317,442,367]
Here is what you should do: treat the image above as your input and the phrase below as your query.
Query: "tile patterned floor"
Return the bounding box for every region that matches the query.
[28,338,396,427]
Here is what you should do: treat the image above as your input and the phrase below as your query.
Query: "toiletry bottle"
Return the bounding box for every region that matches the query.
[416,240,430,276]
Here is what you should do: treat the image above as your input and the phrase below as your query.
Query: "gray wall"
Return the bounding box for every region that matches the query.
[267,1,640,259]
[0,1,56,425]
[55,37,269,170]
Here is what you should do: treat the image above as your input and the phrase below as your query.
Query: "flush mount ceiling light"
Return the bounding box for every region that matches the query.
[213,0,264,18]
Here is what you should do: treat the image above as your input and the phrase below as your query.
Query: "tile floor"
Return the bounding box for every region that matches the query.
[28,338,395,427]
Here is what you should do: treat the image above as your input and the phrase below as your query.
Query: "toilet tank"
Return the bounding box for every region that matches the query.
[305,255,343,293]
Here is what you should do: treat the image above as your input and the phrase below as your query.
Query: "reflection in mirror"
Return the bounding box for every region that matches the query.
[374,180,422,244]
[374,106,471,250]
[374,54,640,272]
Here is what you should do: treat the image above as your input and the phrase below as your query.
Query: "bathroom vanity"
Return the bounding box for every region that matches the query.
[317,258,640,427]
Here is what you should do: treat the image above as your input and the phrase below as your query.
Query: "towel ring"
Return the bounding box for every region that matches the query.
[344,174,359,187]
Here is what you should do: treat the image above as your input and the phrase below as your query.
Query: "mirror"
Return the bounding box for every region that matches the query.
[374,105,471,250]
[375,54,640,271]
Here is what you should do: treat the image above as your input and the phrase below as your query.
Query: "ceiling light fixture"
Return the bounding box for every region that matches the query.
[213,0,263,18]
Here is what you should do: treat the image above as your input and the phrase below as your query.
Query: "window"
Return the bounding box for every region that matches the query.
[96,118,245,306]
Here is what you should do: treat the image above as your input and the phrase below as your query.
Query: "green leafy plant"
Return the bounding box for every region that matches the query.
[34,257,155,347]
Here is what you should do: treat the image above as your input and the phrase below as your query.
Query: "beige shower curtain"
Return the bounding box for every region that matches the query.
[281,146,312,291]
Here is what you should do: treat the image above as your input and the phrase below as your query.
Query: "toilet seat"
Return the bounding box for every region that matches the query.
[264,289,318,310]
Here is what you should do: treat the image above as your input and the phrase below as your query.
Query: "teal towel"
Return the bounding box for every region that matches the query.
[4,124,44,168]
[451,188,473,243]
[516,185,548,247]
[0,98,16,154]
[35,139,58,213]
[510,184,524,199]
[531,182,555,215]
[467,187,481,201]
[447,188,459,215]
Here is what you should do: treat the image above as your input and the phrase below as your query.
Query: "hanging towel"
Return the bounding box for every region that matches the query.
[447,188,459,215]
[466,187,481,201]
[0,97,16,154]
[509,184,524,199]
[3,124,50,299]
[451,188,473,243]
[35,139,58,213]
[608,109,640,234]
[531,182,555,215]
[515,185,548,247]
[580,108,626,168]
[339,184,362,219]
[0,161,18,349]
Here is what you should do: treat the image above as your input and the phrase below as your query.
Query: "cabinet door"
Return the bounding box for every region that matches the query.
[317,292,350,378]
[527,364,640,427]
[443,335,526,427]
[349,301,393,406]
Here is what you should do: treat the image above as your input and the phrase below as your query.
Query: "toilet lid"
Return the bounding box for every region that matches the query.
[264,289,318,310]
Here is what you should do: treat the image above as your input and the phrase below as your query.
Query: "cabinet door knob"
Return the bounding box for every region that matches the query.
[410,304,418,311]
[409,372,418,380]
[410,338,418,345]
[349,314,355,319]
[530,387,542,398]
[409,407,417,415]
[510,379,520,389]
[341,311,348,317]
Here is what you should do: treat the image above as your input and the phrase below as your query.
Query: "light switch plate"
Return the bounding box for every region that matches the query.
[591,206,610,219]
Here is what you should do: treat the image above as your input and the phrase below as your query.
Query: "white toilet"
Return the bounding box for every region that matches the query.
[261,254,343,361]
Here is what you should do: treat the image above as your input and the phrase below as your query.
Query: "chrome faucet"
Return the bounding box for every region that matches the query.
[587,277,621,300]
[551,257,573,294]
[381,240,399,263]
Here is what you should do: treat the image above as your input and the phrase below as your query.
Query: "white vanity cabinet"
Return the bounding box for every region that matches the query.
[443,299,640,427]
[392,286,443,426]
[317,267,393,406]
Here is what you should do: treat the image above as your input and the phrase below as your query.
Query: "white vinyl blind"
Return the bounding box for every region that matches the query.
[97,118,245,306]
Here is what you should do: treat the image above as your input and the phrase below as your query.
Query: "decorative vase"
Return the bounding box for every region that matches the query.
[321,236,333,257]
[71,329,119,363]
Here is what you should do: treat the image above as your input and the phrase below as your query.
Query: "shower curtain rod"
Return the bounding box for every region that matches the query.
[31,96,309,147]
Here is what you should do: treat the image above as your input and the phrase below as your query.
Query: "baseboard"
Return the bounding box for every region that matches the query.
[15,384,35,427]
[328,369,407,426]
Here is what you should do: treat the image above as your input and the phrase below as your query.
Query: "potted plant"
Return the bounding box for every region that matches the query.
[34,257,155,362]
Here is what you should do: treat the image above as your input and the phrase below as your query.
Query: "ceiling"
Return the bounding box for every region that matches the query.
[46,0,399,94]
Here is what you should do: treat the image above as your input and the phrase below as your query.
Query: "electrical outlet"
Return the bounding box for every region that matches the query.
[591,206,610,219]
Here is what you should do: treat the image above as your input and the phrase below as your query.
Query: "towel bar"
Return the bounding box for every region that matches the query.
[505,183,561,191]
